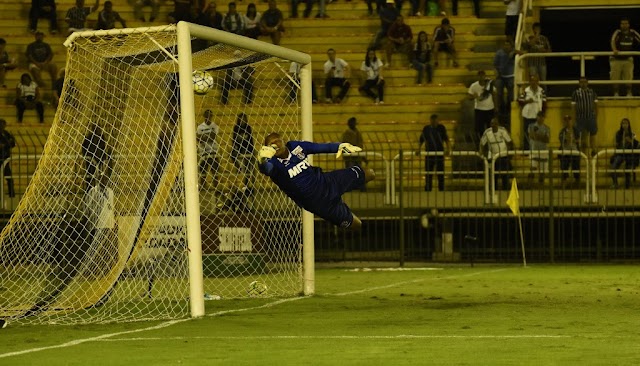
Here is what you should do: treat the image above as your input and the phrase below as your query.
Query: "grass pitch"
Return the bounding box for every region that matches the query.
[1,265,640,365]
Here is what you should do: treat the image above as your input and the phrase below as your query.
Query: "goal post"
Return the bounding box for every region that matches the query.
[0,23,315,325]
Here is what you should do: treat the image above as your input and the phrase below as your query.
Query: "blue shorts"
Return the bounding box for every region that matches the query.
[305,166,366,228]
[576,116,597,135]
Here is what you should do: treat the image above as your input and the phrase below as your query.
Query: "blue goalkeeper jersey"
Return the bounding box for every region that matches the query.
[259,141,340,207]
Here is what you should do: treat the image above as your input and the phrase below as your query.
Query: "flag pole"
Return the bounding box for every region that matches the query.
[506,178,526,267]
[517,215,526,267]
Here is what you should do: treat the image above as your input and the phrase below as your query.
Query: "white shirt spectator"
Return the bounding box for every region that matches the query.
[520,86,546,119]
[468,80,496,111]
[506,0,521,16]
[197,121,220,155]
[360,59,384,80]
[243,12,261,30]
[84,184,114,229]
[18,81,38,98]
[324,58,349,78]
[480,126,512,159]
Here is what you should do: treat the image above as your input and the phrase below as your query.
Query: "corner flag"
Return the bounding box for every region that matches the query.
[506,178,520,216]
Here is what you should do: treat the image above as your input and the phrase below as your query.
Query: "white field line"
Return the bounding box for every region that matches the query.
[0,267,511,359]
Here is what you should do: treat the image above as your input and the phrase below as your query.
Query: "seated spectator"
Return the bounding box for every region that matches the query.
[359,48,385,104]
[26,32,57,88]
[197,2,222,29]
[53,68,65,108]
[0,39,17,88]
[288,61,318,103]
[168,0,195,23]
[558,115,581,185]
[433,18,458,67]
[65,0,100,34]
[412,31,433,84]
[231,112,254,189]
[134,0,160,22]
[611,118,639,189]
[524,22,551,86]
[371,0,398,50]
[479,118,513,190]
[518,74,546,149]
[260,0,284,45]
[96,1,127,30]
[385,15,413,66]
[15,73,44,124]
[29,0,58,34]
[0,119,16,198]
[527,111,550,183]
[221,54,255,105]
[222,2,245,35]
[323,49,351,104]
[243,3,262,39]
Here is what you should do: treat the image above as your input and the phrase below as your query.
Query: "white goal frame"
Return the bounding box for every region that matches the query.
[64,22,315,319]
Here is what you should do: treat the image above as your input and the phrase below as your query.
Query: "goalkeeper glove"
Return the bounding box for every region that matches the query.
[258,145,277,162]
[336,143,362,159]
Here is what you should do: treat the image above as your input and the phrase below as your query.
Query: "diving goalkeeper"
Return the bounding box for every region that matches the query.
[258,132,375,230]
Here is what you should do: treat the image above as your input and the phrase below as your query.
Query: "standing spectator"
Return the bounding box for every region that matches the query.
[26,32,57,88]
[53,68,65,108]
[558,115,581,184]
[221,56,255,105]
[82,123,111,191]
[288,61,318,104]
[518,74,546,149]
[417,114,450,191]
[524,22,551,85]
[610,17,640,97]
[494,39,517,122]
[323,49,351,104]
[65,0,100,34]
[341,117,365,169]
[243,3,262,39]
[15,73,44,124]
[29,0,58,34]
[571,76,598,156]
[231,112,254,189]
[291,0,312,18]
[366,0,384,17]
[371,0,399,50]
[359,48,385,104]
[504,0,521,40]
[452,0,479,17]
[412,31,433,84]
[96,1,127,30]
[385,15,413,66]
[468,70,497,141]
[0,119,16,198]
[222,2,245,35]
[432,18,458,67]
[197,2,222,29]
[169,0,195,23]
[260,0,284,45]
[134,0,160,22]
[610,118,639,189]
[527,111,550,183]
[197,109,220,190]
[0,39,17,89]
[479,118,513,190]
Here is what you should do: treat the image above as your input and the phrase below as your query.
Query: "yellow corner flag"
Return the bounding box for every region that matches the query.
[506,178,520,216]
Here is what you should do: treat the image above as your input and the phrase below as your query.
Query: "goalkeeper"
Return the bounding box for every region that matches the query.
[258,132,374,230]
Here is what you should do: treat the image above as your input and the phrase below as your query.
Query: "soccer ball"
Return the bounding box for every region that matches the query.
[247,280,268,297]
[193,70,214,95]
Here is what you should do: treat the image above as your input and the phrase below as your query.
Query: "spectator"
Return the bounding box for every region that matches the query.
[371,0,398,50]
[452,0,479,17]
[571,76,598,156]
[96,1,127,30]
[291,0,312,18]
[385,15,413,66]
[558,115,581,185]
[611,118,639,189]
[518,74,546,149]
[15,73,44,124]
[26,31,57,88]
[134,0,160,22]
[260,0,284,45]
[341,117,366,170]
[610,17,640,97]
[359,48,385,104]
[468,70,497,141]
[417,113,450,192]
[231,112,254,189]
[29,0,58,34]
[169,0,195,23]
[366,0,384,17]
[432,18,458,67]
[243,3,262,39]
[197,2,222,29]
[494,39,518,122]
[197,109,220,190]
[527,111,550,183]
[412,31,432,84]
[53,68,65,108]
[82,123,111,191]
[221,55,255,105]
[0,119,16,198]
[0,39,17,89]
[222,2,245,35]
[288,61,318,104]
[524,22,551,85]
[65,0,100,34]
[504,0,521,40]
[479,118,513,190]
[323,49,351,104]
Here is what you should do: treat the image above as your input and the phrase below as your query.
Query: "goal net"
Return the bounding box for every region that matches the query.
[0,24,314,325]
